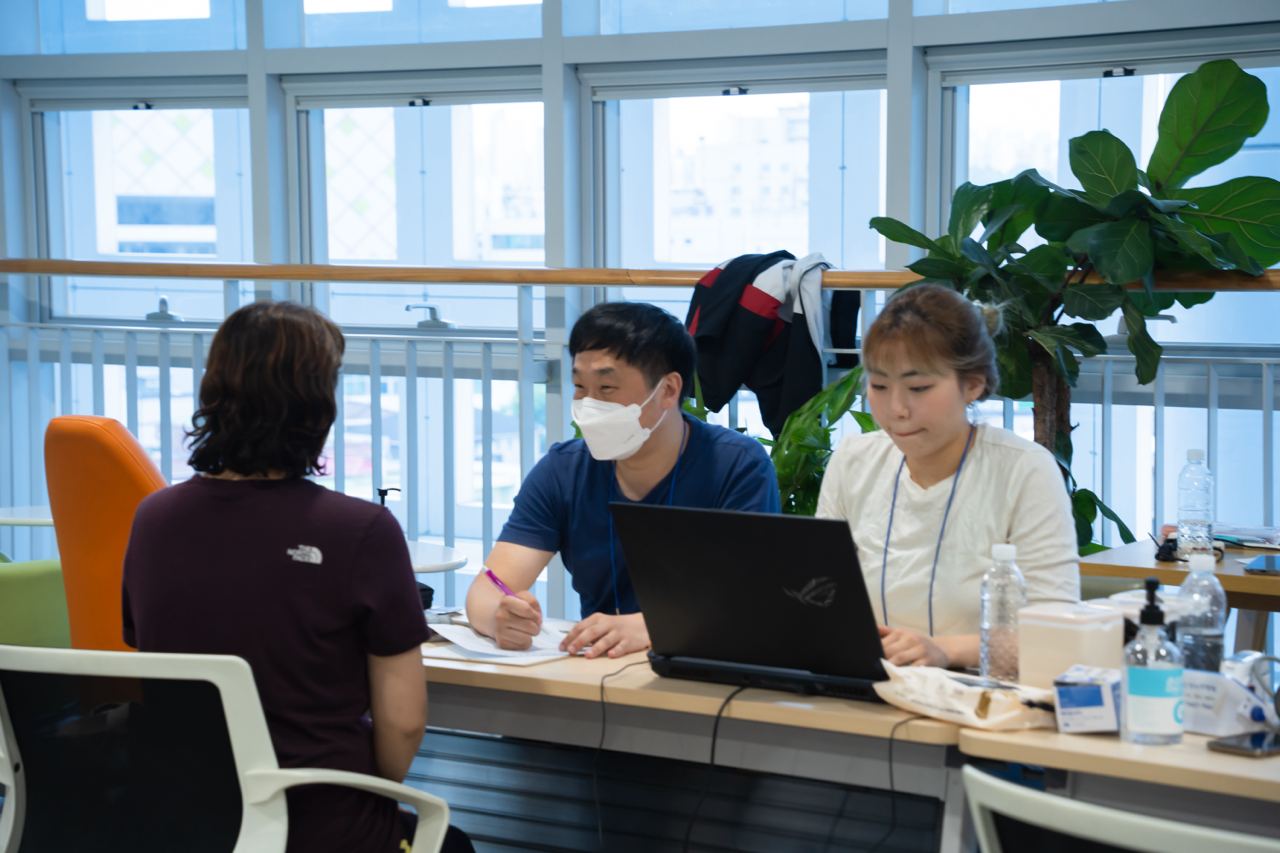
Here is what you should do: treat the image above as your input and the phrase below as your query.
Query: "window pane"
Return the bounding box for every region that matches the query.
[275,0,540,47]
[23,0,244,53]
[45,108,253,320]
[613,89,886,318]
[317,103,545,328]
[962,66,1280,344]
[565,0,885,36]
[916,0,1106,12]
[86,0,210,21]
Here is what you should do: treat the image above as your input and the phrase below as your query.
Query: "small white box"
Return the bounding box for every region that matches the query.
[1053,665,1122,733]
[1019,602,1125,689]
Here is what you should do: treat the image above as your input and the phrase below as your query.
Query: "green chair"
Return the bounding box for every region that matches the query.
[0,560,72,648]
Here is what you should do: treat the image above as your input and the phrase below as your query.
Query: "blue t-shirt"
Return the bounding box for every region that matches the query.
[498,413,780,618]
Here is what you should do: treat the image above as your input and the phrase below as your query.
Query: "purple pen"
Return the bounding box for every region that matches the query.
[484,567,516,597]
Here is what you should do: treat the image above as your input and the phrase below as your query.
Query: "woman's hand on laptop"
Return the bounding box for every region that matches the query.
[561,612,651,659]
[493,592,543,650]
[878,626,949,668]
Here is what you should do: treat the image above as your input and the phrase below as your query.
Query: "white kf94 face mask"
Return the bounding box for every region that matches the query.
[571,381,668,461]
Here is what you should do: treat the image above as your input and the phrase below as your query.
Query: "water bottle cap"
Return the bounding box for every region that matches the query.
[991,543,1017,561]
[1188,554,1215,573]
[1187,448,1205,462]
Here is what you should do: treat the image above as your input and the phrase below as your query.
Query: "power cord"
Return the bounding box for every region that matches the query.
[682,685,749,852]
[867,714,925,853]
[593,659,650,847]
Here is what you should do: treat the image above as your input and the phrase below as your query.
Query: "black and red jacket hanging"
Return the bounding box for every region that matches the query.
[686,251,859,436]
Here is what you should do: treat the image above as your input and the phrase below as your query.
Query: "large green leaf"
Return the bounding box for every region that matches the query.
[1167,176,1280,268]
[1036,194,1108,242]
[1065,322,1108,356]
[1087,219,1154,288]
[1062,283,1126,320]
[1121,299,1164,385]
[1150,210,1231,270]
[1031,325,1106,358]
[1103,190,1188,218]
[1069,130,1138,203]
[1028,328,1083,386]
[1072,488,1099,549]
[995,333,1033,400]
[1094,492,1137,544]
[982,174,1050,249]
[908,256,970,281]
[1173,292,1215,309]
[1011,244,1070,290]
[1147,59,1270,192]
[949,182,995,244]
[869,217,940,253]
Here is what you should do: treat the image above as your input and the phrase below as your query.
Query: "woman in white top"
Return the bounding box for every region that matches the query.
[817,284,1079,669]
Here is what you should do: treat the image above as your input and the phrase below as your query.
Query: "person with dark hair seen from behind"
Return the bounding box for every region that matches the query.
[466,301,780,657]
[122,301,473,853]
[817,284,1079,671]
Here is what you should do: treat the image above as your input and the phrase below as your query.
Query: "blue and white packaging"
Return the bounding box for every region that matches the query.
[1053,665,1122,733]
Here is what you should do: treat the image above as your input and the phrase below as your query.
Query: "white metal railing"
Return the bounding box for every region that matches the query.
[2,273,1278,619]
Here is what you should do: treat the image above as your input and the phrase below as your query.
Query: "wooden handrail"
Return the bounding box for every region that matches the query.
[0,257,1277,291]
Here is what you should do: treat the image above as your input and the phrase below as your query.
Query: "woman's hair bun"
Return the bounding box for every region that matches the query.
[978,302,1004,337]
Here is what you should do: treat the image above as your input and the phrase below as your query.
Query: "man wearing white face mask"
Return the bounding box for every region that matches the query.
[465,302,781,658]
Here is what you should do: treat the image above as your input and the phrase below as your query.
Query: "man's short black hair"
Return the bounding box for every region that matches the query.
[568,301,696,401]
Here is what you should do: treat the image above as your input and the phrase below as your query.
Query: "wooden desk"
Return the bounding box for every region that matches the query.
[422,650,969,852]
[960,727,1280,839]
[421,653,1280,846]
[1081,540,1278,650]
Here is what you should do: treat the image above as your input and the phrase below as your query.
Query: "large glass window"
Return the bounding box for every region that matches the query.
[41,107,254,320]
[565,0,885,36]
[311,101,546,328]
[608,88,886,318]
[916,0,1107,12]
[0,0,248,54]
[270,0,541,48]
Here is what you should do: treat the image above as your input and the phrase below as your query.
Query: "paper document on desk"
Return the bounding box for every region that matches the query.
[1216,525,1280,550]
[426,620,573,664]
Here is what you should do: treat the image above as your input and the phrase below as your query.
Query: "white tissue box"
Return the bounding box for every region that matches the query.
[1019,602,1125,689]
[1053,665,1121,733]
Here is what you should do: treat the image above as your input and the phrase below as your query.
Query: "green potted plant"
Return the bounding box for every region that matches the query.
[862,59,1280,551]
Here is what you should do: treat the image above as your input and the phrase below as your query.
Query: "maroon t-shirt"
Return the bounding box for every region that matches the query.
[122,476,430,853]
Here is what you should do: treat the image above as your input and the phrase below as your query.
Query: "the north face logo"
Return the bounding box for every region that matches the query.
[784,577,837,608]
[287,545,323,565]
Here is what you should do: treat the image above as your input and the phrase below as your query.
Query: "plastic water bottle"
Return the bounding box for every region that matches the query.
[1176,553,1226,672]
[980,543,1026,682]
[1123,578,1184,745]
[1177,449,1214,558]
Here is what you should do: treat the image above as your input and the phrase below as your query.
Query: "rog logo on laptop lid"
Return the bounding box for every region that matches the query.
[784,577,838,608]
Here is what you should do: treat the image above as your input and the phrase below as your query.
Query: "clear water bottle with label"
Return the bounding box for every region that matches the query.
[980,543,1026,682]
[1176,553,1226,672]
[1177,449,1214,558]
[1123,578,1184,745]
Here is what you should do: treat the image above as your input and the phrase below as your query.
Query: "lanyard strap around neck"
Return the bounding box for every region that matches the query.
[606,418,688,615]
[879,424,976,636]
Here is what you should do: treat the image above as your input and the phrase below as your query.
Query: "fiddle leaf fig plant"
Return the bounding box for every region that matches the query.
[870,58,1280,551]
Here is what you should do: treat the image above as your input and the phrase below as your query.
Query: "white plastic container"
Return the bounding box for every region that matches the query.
[1018,602,1125,689]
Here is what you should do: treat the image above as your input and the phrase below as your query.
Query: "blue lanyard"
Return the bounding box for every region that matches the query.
[880,425,975,636]
[606,419,687,615]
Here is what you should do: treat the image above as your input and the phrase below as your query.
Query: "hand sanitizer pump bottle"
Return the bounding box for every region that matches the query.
[1122,578,1184,745]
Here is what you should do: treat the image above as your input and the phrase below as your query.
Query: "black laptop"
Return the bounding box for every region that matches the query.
[609,504,886,701]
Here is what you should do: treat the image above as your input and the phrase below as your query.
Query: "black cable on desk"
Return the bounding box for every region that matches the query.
[859,714,924,853]
[682,684,749,853]
[593,659,650,846]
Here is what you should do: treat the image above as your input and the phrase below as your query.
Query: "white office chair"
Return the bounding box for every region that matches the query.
[0,644,449,853]
[963,764,1280,853]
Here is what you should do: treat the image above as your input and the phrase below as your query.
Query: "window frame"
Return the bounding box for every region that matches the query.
[19,77,252,327]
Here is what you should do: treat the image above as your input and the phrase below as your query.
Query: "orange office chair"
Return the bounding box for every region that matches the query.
[44,416,167,651]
